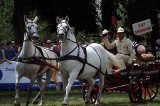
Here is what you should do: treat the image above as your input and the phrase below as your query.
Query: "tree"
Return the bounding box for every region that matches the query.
[101,0,115,30]
[12,0,99,43]
[0,0,14,43]
[13,0,37,44]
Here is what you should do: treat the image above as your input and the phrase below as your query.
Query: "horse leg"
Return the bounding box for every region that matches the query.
[14,75,21,106]
[32,91,41,105]
[51,69,60,90]
[38,68,53,106]
[85,78,95,104]
[61,73,68,91]
[26,78,35,106]
[62,75,76,105]
[95,74,105,105]
[32,75,43,105]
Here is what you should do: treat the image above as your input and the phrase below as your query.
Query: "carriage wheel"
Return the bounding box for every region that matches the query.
[129,77,159,103]
[82,86,98,104]
[129,77,144,103]
[141,77,158,101]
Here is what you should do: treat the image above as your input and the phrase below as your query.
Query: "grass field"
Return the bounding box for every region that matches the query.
[1,88,160,106]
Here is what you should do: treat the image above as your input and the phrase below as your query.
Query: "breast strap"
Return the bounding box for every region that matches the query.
[58,45,104,76]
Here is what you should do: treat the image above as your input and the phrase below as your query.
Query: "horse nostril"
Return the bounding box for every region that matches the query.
[58,34,64,38]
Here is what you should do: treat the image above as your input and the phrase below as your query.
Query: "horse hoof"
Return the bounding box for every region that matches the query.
[39,103,44,106]
[14,101,20,106]
[32,99,39,104]
[95,101,100,105]
[61,103,68,106]
[85,101,90,104]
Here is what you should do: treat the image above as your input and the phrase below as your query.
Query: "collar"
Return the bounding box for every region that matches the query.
[118,37,126,42]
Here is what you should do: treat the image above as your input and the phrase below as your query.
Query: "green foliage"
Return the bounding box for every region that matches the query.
[0,0,14,44]
[116,2,127,27]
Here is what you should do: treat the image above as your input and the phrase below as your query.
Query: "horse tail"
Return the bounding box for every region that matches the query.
[106,50,125,71]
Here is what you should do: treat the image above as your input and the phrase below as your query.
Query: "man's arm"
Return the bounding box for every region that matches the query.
[103,36,116,49]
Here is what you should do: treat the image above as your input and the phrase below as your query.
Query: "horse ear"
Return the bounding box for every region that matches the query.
[56,16,60,23]
[24,15,27,22]
[24,15,29,24]
[33,16,38,23]
[65,16,69,23]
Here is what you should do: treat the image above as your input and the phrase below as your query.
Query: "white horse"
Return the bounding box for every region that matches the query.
[56,16,123,105]
[14,16,59,106]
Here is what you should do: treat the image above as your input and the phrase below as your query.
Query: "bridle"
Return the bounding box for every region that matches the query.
[24,21,39,42]
[57,21,75,43]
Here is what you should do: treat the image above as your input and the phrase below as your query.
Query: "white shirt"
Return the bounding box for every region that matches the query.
[105,37,135,64]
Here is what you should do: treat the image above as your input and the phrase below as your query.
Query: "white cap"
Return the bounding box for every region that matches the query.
[102,29,109,35]
[46,40,52,44]
[11,41,15,44]
[117,27,125,33]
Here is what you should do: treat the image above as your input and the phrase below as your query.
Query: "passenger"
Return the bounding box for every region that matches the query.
[135,44,154,63]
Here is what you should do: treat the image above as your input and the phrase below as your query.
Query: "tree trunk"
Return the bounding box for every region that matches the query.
[13,0,28,44]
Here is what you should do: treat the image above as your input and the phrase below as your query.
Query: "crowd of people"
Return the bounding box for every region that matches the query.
[0,41,17,64]
[0,40,61,64]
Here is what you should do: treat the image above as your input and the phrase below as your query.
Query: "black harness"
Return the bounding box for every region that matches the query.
[57,38,104,76]
[16,44,48,74]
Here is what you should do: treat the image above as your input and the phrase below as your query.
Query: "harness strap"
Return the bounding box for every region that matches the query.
[16,57,39,65]
[34,45,45,59]
[78,47,87,76]
[58,46,105,76]
[16,45,47,74]
[89,46,105,76]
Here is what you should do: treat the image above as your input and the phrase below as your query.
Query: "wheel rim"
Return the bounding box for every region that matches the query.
[141,77,158,101]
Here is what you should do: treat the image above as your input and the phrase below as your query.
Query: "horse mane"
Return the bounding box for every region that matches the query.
[67,23,74,34]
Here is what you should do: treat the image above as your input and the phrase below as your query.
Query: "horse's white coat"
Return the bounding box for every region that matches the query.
[56,16,123,105]
[14,16,58,106]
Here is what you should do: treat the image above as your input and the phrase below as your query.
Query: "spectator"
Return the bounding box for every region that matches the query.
[103,27,136,73]
[0,43,6,64]
[89,39,94,44]
[11,40,15,50]
[52,44,60,57]
[43,39,53,50]
[4,42,16,63]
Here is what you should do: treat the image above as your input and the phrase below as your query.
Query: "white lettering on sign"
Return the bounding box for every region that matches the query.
[132,19,152,36]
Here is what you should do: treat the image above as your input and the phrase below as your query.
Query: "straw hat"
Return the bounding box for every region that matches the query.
[117,27,125,33]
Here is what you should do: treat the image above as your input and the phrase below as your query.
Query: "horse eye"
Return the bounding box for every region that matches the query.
[28,26,31,29]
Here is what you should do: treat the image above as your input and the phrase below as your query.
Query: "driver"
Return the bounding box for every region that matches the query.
[103,27,136,74]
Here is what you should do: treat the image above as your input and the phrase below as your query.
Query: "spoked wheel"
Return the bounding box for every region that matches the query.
[129,77,159,103]
[141,77,158,102]
[129,77,144,103]
[82,86,98,104]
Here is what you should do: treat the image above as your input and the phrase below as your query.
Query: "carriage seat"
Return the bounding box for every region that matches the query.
[114,44,154,76]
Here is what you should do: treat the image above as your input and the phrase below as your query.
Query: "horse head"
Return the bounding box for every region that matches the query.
[24,15,39,41]
[56,16,73,42]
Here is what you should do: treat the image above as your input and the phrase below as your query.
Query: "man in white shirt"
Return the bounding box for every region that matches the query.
[103,27,136,73]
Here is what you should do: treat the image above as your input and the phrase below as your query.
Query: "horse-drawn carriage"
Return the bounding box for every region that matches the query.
[15,15,160,106]
[82,44,160,104]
